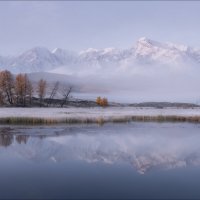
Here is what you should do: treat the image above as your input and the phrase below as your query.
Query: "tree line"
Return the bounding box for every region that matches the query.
[0,70,73,107]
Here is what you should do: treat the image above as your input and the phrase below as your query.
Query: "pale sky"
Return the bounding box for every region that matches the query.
[0,1,200,56]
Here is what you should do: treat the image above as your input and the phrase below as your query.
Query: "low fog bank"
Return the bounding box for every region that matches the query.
[29,63,200,104]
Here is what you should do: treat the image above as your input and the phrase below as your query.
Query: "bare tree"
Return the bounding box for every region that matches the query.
[0,70,15,105]
[37,79,47,107]
[60,85,73,107]
[47,81,59,107]
[0,91,4,105]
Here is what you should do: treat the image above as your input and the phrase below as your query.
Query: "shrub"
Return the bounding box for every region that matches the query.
[101,98,108,107]
[96,96,102,105]
[96,97,108,107]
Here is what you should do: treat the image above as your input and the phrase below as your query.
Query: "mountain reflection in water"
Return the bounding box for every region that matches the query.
[0,123,200,174]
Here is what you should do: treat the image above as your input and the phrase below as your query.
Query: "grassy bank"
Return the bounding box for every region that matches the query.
[1,115,200,125]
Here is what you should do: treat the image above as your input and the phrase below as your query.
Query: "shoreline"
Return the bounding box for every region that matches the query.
[1,107,200,125]
[1,115,200,125]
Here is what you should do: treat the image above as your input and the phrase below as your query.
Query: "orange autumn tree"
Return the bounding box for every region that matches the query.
[96,97,108,107]
[101,98,108,107]
[15,74,33,106]
[0,70,15,105]
[96,96,102,105]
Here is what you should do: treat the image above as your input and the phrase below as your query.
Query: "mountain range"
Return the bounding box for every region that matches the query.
[1,37,200,75]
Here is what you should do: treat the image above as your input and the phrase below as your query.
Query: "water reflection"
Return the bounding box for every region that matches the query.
[0,130,30,147]
[1,123,200,174]
[15,135,29,144]
[0,134,13,147]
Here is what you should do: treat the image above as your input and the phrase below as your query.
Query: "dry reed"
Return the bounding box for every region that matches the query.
[0,115,200,125]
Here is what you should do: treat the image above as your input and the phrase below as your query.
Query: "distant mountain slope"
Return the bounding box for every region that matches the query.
[0,37,200,74]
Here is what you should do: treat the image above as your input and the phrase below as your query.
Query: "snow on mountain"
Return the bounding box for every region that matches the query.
[52,48,77,64]
[10,47,61,73]
[0,37,200,74]
[134,37,195,65]
[79,47,125,62]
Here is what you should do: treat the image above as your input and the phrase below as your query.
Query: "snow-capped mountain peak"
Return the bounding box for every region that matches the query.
[0,37,200,74]
[134,37,199,65]
[136,37,170,54]
[21,46,52,58]
[52,47,74,56]
[52,47,76,59]
[80,48,99,54]
[166,42,189,52]
[52,47,62,54]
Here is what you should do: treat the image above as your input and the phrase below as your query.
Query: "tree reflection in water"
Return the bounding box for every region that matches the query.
[0,127,30,147]
[15,135,29,144]
[0,134,13,147]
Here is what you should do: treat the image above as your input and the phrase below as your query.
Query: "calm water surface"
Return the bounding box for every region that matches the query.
[0,122,200,199]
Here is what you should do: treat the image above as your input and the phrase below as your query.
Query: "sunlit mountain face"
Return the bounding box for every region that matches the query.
[1,123,200,174]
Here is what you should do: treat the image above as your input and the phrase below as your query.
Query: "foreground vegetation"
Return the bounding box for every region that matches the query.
[1,114,200,125]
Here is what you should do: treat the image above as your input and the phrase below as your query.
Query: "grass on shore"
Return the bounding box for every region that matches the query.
[0,115,200,125]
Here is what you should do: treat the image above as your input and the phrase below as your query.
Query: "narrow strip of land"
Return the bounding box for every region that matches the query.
[1,107,200,124]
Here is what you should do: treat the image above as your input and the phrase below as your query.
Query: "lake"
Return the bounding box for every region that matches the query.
[0,122,200,199]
